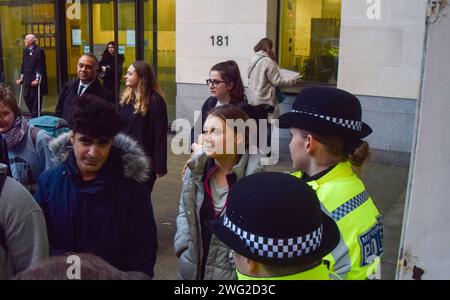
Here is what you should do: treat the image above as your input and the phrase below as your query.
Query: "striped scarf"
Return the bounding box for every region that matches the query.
[2,116,29,149]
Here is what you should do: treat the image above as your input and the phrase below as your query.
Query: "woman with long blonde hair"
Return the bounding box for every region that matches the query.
[119,61,168,194]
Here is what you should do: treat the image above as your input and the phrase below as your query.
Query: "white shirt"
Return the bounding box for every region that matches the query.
[78,80,94,96]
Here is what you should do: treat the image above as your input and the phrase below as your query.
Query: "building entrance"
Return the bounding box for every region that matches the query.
[0,0,175,121]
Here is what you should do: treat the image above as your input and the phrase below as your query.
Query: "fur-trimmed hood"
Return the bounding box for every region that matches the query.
[49,132,150,183]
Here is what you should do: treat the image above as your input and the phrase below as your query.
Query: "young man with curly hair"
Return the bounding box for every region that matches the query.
[35,94,158,279]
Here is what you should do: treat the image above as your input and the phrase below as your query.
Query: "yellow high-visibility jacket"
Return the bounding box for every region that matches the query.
[292,161,383,280]
[237,262,340,280]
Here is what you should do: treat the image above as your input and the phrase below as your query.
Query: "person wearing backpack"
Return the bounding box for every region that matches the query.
[28,115,70,138]
[0,85,55,192]
[0,162,49,280]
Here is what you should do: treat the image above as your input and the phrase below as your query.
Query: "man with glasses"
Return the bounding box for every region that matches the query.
[55,53,114,122]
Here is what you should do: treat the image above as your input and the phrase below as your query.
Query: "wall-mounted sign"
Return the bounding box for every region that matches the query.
[83,45,90,53]
[72,29,81,46]
[177,2,269,85]
[126,30,136,47]
[210,35,229,47]
[118,46,125,55]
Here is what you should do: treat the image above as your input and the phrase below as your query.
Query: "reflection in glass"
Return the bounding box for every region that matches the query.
[116,0,136,94]
[92,0,136,102]
[0,1,57,113]
[65,0,90,80]
[0,0,176,118]
[279,0,341,85]
[145,0,176,123]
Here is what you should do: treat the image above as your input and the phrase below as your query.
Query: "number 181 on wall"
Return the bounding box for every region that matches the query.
[210,35,229,47]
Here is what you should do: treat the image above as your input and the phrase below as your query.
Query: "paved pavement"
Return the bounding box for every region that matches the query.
[152,135,409,280]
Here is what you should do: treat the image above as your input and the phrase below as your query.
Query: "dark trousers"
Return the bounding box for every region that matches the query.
[24,85,43,118]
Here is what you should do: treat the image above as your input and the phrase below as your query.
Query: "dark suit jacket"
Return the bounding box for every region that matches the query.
[55,78,114,121]
[20,45,48,95]
[119,93,168,175]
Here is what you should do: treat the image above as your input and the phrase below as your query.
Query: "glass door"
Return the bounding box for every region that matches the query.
[91,0,136,102]
[65,0,91,80]
[115,0,136,98]
[0,0,57,114]
[0,0,176,119]
[278,0,341,86]
[144,0,175,123]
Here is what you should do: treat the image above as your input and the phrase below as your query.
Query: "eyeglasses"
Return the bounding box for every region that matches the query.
[206,79,226,87]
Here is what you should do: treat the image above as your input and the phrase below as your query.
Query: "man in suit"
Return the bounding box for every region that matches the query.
[55,53,114,121]
[16,34,48,118]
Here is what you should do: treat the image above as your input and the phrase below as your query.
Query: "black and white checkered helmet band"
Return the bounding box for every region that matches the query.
[291,109,363,132]
[223,216,323,259]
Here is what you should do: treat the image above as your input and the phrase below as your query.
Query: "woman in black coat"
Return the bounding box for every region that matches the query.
[99,41,124,99]
[119,61,168,194]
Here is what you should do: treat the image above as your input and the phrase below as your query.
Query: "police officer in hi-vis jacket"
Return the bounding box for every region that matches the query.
[279,86,383,280]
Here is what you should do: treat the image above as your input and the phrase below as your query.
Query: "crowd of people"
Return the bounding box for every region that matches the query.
[0,35,383,280]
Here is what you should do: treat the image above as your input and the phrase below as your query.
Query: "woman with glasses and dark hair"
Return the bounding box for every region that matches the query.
[99,41,124,99]
[119,61,168,194]
[192,60,247,145]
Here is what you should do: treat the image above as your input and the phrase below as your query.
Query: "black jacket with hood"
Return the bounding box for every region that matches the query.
[35,133,157,279]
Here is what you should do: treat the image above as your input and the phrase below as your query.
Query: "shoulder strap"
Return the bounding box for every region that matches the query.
[0,173,7,250]
[248,55,265,78]
[30,126,41,147]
